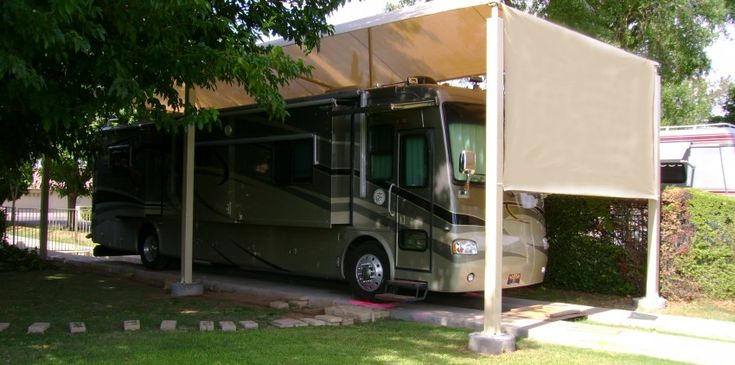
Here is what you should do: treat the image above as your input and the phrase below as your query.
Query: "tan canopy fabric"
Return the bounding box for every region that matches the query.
[185,0,491,108]
[501,6,659,200]
[184,0,658,200]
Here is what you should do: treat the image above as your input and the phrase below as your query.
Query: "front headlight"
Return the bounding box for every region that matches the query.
[452,239,478,255]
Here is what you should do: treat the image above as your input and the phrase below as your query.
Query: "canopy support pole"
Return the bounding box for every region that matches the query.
[637,73,666,311]
[172,85,203,297]
[39,155,50,259]
[469,3,515,354]
[181,123,195,284]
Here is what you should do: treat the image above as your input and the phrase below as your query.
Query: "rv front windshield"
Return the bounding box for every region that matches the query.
[444,102,486,183]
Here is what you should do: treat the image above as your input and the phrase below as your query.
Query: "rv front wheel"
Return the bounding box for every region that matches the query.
[347,243,389,299]
[140,231,169,270]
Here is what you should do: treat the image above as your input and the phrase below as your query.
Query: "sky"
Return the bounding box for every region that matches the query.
[328,0,735,96]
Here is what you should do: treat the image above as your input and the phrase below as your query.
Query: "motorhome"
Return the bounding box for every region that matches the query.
[660,123,735,196]
[91,79,548,300]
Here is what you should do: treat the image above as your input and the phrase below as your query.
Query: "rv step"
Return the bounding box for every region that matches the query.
[386,279,428,288]
[378,280,429,302]
[374,293,424,302]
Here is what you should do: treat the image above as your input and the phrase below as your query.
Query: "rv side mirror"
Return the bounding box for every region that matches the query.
[459,150,476,175]
[458,150,476,199]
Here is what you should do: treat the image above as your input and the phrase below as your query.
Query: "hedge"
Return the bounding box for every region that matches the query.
[543,188,735,300]
[0,207,47,272]
[660,188,735,300]
[543,196,643,295]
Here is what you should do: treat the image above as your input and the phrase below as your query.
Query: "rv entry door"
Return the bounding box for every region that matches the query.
[394,130,433,272]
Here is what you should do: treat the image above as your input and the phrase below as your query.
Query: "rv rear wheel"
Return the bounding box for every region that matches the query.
[139,231,169,270]
[347,243,389,300]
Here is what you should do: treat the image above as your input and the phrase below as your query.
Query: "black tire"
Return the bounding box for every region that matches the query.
[346,242,390,299]
[139,230,169,270]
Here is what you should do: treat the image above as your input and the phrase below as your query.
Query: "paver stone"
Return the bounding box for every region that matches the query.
[219,321,237,332]
[200,321,214,331]
[69,322,86,334]
[123,320,140,331]
[271,318,307,328]
[27,322,50,334]
[269,301,289,310]
[302,318,326,327]
[160,320,177,331]
[239,320,258,330]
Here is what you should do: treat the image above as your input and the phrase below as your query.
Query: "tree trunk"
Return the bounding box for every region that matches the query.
[66,193,78,230]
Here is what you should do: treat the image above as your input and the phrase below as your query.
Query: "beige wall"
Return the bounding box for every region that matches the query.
[2,189,92,210]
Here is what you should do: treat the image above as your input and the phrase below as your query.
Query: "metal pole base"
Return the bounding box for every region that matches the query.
[469,332,516,354]
[170,282,204,297]
[634,296,668,313]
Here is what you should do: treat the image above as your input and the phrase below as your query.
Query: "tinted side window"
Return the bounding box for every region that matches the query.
[368,125,394,181]
[109,145,131,174]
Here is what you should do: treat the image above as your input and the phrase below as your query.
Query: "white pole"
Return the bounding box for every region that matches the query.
[39,156,50,259]
[639,72,666,310]
[181,90,195,285]
[483,3,505,336]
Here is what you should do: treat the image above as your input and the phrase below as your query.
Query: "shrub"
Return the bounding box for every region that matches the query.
[659,188,699,300]
[0,207,6,242]
[675,188,735,299]
[0,207,47,272]
[545,188,735,300]
[543,195,643,295]
[0,240,47,272]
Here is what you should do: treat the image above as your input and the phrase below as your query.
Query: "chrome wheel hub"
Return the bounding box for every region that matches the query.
[143,237,159,262]
[355,253,384,292]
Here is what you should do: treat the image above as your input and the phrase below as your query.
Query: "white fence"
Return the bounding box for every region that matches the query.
[1,206,93,255]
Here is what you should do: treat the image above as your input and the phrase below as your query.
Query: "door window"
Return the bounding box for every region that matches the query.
[401,134,428,188]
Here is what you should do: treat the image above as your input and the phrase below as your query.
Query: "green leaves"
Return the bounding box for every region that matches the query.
[0,0,345,172]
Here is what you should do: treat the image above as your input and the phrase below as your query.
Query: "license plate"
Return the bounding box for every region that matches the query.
[507,273,521,285]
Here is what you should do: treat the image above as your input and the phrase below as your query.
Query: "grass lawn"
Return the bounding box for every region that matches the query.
[507,285,735,322]
[0,268,683,365]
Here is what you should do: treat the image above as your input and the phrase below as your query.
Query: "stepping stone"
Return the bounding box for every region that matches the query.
[160,320,177,332]
[288,300,309,309]
[0,323,9,332]
[199,321,214,332]
[326,305,389,323]
[373,310,391,320]
[314,315,343,326]
[302,318,326,327]
[269,301,289,310]
[219,321,237,332]
[69,322,86,334]
[123,320,140,331]
[239,320,258,330]
[27,322,50,334]
[340,317,354,326]
[270,318,307,328]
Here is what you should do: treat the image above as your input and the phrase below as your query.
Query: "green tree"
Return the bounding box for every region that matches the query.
[47,149,95,229]
[0,162,33,204]
[718,84,735,123]
[522,0,733,125]
[1,161,33,238]
[0,0,346,173]
[386,0,421,12]
[662,77,716,126]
